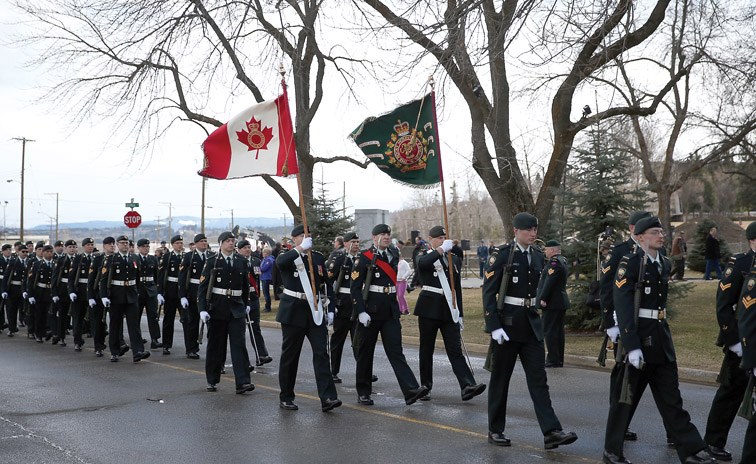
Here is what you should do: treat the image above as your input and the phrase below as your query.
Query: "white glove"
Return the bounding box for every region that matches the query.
[157,294,165,305]
[1,292,7,299]
[728,342,743,358]
[180,297,189,309]
[327,312,334,326]
[88,298,96,307]
[300,237,313,251]
[606,326,620,343]
[200,311,210,322]
[245,306,251,315]
[358,312,371,327]
[440,239,454,253]
[628,348,644,369]
[753,367,756,377]
[491,328,509,344]
[69,293,77,301]
[52,296,60,303]
[458,317,464,331]
[101,297,111,308]
[28,297,36,305]
[22,291,28,299]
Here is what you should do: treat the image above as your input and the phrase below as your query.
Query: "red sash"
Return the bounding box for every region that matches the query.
[362,250,397,285]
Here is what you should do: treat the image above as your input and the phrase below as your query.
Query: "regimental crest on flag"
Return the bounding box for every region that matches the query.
[236,117,273,159]
[385,121,430,173]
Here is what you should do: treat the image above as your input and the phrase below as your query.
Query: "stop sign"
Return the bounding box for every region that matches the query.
[124,210,142,229]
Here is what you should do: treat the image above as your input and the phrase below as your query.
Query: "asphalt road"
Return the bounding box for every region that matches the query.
[0,318,748,464]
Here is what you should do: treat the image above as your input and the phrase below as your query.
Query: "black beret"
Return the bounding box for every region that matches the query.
[512,212,538,229]
[372,224,391,235]
[116,235,129,242]
[129,240,134,246]
[628,210,651,226]
[81,238,94,246]
[18,245,28,251]
[343,232,359,242]
[25,241,33,246]
[64,239,77,247]
[137,239,150,247]
[545,239,560,247]
[746,222,756,241]
[14,241,23,247]
[54,240,64,247]
[218,231,235,243]
[35,241,45,249]
[170,235,183,244]
[634,216,663,235]
[428,225,446,238]
[42,245,53,252]
[194,233,207,243]
[102,236,116,245]
[291,224,305,237]
[2,244,11,251]
[237,239,251,249]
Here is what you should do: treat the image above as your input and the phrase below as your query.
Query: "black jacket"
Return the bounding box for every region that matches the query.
[413,248,463,321]
[536,254,570,311]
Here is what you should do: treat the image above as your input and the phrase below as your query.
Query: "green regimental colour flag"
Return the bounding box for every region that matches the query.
[349,94,441,187]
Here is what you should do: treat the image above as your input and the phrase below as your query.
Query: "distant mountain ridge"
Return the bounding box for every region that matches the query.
[29,216,286,230]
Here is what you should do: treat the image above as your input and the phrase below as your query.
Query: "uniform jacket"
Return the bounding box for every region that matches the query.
[136,253,159,298]
[600,237,638,329]
[536,254,570,311]
[414,248,463,321]
[68,253,93,296]
[27,259,55,303]
[737,257,756,370]
[482,243,545,342]
[0,254,9,291]
[247,255,261,301]
[2,256,27,296]
[87,253,109,301]
[52,254,75,299]
[198,252,250,320]
[326,249,357,320]
[99,253,140,305]
[350,245,401,321]
[275,248,333,328]
[716,250,755,347]
[158,251,183,299]
[179,250,213,301]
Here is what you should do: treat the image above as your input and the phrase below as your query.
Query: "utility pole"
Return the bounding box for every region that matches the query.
[201,177,207,234]
[45,193,59,242]
[160,202,173,242]
[2,200,8,241]
[12,137,34,241]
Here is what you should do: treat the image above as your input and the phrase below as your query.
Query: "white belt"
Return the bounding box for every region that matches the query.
[283,288,307,300]
[421,286,444,295]
[189,278,200,285]
[60,278,69,283]
[504,296,535,307]
[212,287,242,297]
[140,276,154,282]
[111,279,137,287]
[638,308,666,320]
[338,287,351,294]
[78,278,89,284]
[11,280,22,285]
[369,285,396,294]
[167,276,179,283]
[37,283,52,289]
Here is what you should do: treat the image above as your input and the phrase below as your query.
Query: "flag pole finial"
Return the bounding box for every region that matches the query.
[279,63,286,79]
[429,75,435,90]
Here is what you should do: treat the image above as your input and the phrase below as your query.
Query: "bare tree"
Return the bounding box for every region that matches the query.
[14,0,369,220]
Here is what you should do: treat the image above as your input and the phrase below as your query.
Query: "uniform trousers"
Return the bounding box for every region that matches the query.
[108,302,144,356]
[355,317,419,399]
[89,304,107,350]
[704,350,749,448]
[161,297,182,349]
[245,298,268,360]
[418,316,475,391]
[183,296,200,355]
[4,292,22,333]
[69,297,87,345]
[55,295,71,341]
[205,316,249,387]
[32,301,49,339]
[138,292,161,341]
[542,308,565,365]
[279,320,336,403]
[741,412,756,464]
[330,315,357,376]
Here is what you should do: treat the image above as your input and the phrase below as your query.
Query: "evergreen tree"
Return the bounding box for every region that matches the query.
[687,218,732,274]
[307,181,355,256]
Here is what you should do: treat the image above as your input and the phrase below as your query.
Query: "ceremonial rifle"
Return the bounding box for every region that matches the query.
[484,242,516,372]
[596,226,614,367]
[361,252,379,304]
[619,252,647,405]
[102,255,114,324]
[200,254,221,345]
[737,371,755,420]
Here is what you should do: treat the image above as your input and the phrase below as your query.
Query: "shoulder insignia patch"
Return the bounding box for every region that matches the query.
[603,253,611,263]
[548,268,554,275]
[748,278,755,291]
[484,270,495,280]
[101,267,107,275]
[743,295,755,309]
[329,262,334,270]
[200,275,205,283]
[488,255,497,266]
[179,265,184,271]
[724,266,733,278]
[615,278,627,289]
[601,265,611,274]
[351,270,360,281]
[719,282,732,292]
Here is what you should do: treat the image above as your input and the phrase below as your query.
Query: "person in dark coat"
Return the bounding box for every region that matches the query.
[537,239,570,368]
[704,226,723,280]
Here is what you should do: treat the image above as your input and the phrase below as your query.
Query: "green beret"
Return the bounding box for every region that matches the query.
[64,240,77,247]
[237,239,251,249]
[102,236,116,245]
[628,211,651,226]
[429,225,446,238]
[372,224,391,235]
[746,222,756,241]
[291,224,305,237]
[81,238,94,246]
[344,232,359,242]
[545,239,560,247]
[218,231,235,243]
[634,216,663,235]
[513,212,538,229]
[193,233,207,243]
[170,235,183,244]
[137,239,150,247]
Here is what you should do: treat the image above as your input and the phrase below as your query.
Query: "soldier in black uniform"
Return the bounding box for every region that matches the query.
[735,223,756,464]
[275,225,340,412]
[198,231,254,394]
[703,222,756,461]
[1,244,28,336]
[136,239,163,349]
[27,244,55,342]
[602,216,715,464]
[350,224,428,407]
[326,231,360,383]
[88,237,119,357]
[99,235,150,363]
[50,239,77,346]
[179,233,209,359]
[483,212,577,449]
[0,244,11,333]
[158,235,184,355]
[68,238,94,351]
[24,241,44,338]
[53,240,64,260]
[537,239,570,368]
[237,239,272,366]
[414,225,485,402]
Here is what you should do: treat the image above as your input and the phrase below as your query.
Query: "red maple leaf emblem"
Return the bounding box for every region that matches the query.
[236,117,274,159]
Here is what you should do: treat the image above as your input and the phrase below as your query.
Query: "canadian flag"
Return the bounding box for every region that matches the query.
[199,92,298,180]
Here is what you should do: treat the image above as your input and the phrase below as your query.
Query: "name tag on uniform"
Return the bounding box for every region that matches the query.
[216,277,221,282]
[375,272,380,278]
[293,271,298,277]
[512,277,518,283]
[432,271,437,277]
[116,269,120,274]
[645,287,651,294]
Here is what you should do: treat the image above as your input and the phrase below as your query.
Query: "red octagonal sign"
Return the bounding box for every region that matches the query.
[124,210,142,229]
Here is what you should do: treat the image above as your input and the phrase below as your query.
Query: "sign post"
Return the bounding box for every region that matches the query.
[124,198,141,242]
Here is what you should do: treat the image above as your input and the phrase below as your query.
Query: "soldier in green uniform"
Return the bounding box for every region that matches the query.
[735,223,756,464]
[51,239,77,346]
[326,231,360,383]
[537,239,570,368]
[1,244,28,336]
[179,233,209,359]
[704,221,756,462]
[483,212,577,449]
[136,238,163,348]
[68,238,94,352]
[0,244,12,334]
[158,235,184,355]
[88,237,120,357]
[27,244,55,342]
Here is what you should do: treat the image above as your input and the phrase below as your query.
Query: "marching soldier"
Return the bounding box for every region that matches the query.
[179,233,209,359]
[88,237,121,358]
[99,235,149,363]
[414,225,485,401]
[68,238,94,351]
[158,234,184,355]
[1,244,28,336]
[483,212,577,449]
[0,244,10,333]
[24,241,44,338]
[198,231,254,394]
[237,239,272,366]
[50,239,77,346]
[350,224,428,407]
[602,216,714,464]
[537,239,570,368]
[326,231,360,383]
[276,225,341,412]
[703,222,756,461]
[26,244,55,343]
[735,223,756,464]
[53,240,64,260]
[136,239,162,349]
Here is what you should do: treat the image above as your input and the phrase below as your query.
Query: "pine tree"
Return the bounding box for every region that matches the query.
[687,218,732,274]
[307,181,355,255]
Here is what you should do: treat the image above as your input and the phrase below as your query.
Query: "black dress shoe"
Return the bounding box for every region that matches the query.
[206,384,217,392]
[110,355,119,362]
[95,350,103,357]
[487,432,511,447]
[162,348,171,355]
[332,375,342,383]
[461,383,486,401]
[419,393,431,401]
[624,429,638,441]
[667,435,677,447]
[59,341,66,347]
[235,383,255,394]
[119,345,130,356]
[683,450,717,463]
[221,368,227,375]
[706,445,732,461]
[187,352,200,360]
[405,385,430,405]
[133,351,151,362]
[544,430,578,449]
[357,395,374,405]
[602,450,632,464]
[371,374,378,382]
[51,336,59,345]
[321,398,342,412]
[45,332,53,341]
[74,344,82,351]
[8,332,14,337]
[150,340,163,349]
[279,401,298,410]
[257,355,273,365]
[36,337,44,343]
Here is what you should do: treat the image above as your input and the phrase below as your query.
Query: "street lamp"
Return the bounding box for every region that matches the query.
[224,209,235,229]
[44,192,59,242]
